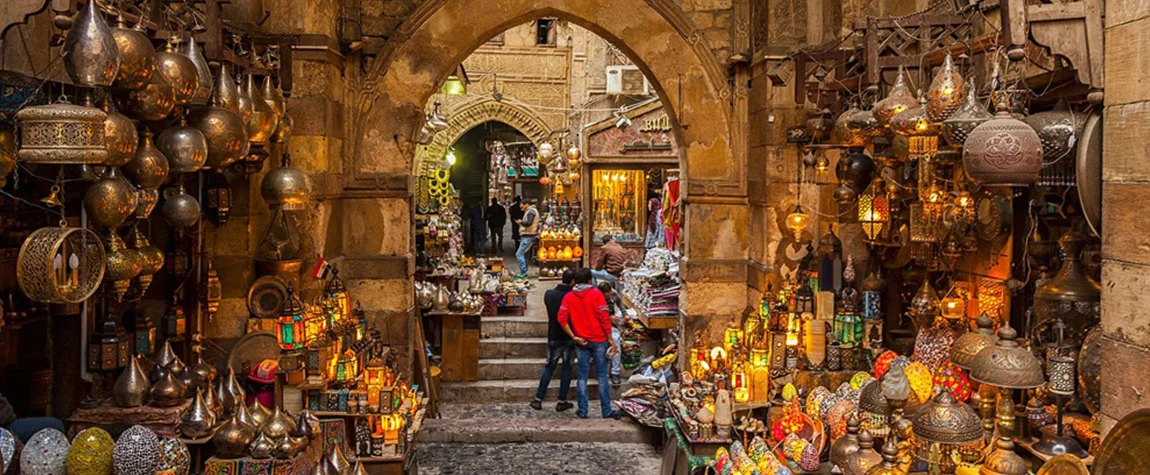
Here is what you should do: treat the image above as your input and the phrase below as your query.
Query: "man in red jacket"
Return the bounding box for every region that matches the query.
[558,268,622,419]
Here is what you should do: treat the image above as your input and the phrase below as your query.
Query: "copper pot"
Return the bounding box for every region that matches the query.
[63,0,120,87]
[260,155,311,210]
[243,74,279,145]
[101,99,138,167]
[181,37,214,105]
[115,71,176,122]
[211,414,255,459]
[17,100,108,165]
[156,41,200,106]
[155,119,208,173]
[162,184,201,229]
[111,19,155,91]
[84,168,137,229]
[122,131,169,190]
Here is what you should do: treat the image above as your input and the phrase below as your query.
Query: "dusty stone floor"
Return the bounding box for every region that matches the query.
[417,441,662,475]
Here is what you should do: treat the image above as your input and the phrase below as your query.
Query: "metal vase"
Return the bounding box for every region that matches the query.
[180,388,217,438]
[218,368,247,417]
[64,0,120,87]
[155,119,208,173]
[113,355,150,407]
[122,131,170,191]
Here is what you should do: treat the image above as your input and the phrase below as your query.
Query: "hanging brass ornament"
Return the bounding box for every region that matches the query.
[202,258,222,318]
[180,388,216,438]
[941,79,992,149]
[122,131,169,191]
[127,226,163,297]
[847,109,883,139]
[234,71,254,125]
[271,112,293,144]
[926,52,967,122]
[104,231,142,301]
[16,99,108,165]
[187,67,250,171]
[17,226,105,304]
[963,101,1043,186]
[134,189,158,220]
[181,36,214,106]
[115,70,176,122]
[150,366,188,407]
[1025,97,1086,163]
[155,118,209,173]
[110,17,154,91]
[63,0,120,88]
[113,355,150,407]
[213,65,242,114]
[260,154,311,211]
[85,168,138,229]
[162,184,201,229]
[262,76,286,120]
[155,39,200,106]
[873,66,916,128]
[101,99,138,167]
[968,324,1045,389]
[243,74,279,145]
[890,95,938,161]
[833,105,866,148]
[248,400,271,426]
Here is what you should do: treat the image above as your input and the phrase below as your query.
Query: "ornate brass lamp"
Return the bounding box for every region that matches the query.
[927,53,967,122]
[1032,230,1100,349]
[950,313,998,371]
[968,323,1044,449]
[874,66,917,128]
[912,391,984,474]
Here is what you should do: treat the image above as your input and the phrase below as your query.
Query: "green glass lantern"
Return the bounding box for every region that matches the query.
[277,285,305,351]
[833,300,864,348]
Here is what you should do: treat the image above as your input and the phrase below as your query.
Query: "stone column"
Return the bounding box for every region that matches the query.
[1098,0,1150,436]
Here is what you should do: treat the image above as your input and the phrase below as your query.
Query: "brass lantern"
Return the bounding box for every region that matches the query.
[187,64,250,171]
[847,108,883,139]
[260,154,311,211]
[122,131,170,191]
[1033,230,1100,348]
[962,102,1043,187]
[101,98,138,167]
[127,225,164,298]
[243,73,279,146]
[890,96,938,161]
[873,66,916,127]
[324,268,352,326]
[926,53,967,122]
[16,100,108,165]
[63,0,120,88]
[88,314,131,372]
[941,80,992,149]
[335,349,359,384]
[182,36,214,106]
[110,17,155,91]
[968,324,1045,390]
[17,226,106,304]
[104,231,143,301]
[833,105,866,148]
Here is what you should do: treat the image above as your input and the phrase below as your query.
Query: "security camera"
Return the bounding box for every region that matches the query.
[615,116,632,129]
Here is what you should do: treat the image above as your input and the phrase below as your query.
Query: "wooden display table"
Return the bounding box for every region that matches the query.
[68,399,191,437]
[622,293,676,330]
[423,310,480,382]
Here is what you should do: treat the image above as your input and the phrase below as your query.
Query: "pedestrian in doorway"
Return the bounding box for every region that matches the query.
[558,268,622,419]
[597,281,624,387]
[486,198,507,254]
[509,195,523,247]
[514,199,539,278]
[530,268,576,412]
[592,235,627,290]
[470,203,487,255]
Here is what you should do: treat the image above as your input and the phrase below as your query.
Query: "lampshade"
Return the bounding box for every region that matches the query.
[933,361,973,403]
[950,313,997,370]
[834,105,867,148]
[909,281,940,329]
[927,53,967,122]
[873,66,917,127]
[941,78,992,149]
[968,324,1045,389]
[962,102,1043,187]
[847,109,884,138]
[858,378,891,438]
[858,182,889,241]
[912,390,982,444]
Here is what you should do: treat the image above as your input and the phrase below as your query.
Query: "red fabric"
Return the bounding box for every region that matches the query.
[557,286,612,343]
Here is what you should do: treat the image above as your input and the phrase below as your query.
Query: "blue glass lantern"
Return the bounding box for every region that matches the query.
[861,270,884,321]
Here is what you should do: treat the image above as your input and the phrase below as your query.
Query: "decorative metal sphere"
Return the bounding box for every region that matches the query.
[155,41,200,106]
[122,131,169,191]
[962,103,1043,187]
[84,169,137,228]
[155,123,208,173]
[101,101,137,167]
[261,156,311,211]
[115,72,176,122]
[110,20,155,91]
[186,105,249,171]
[926,53,967,122]
[163,186,201,229]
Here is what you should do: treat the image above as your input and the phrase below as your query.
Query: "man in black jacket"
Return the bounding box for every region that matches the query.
[509,196,523,248]
[486,198,507,254]
[530,269,576,411]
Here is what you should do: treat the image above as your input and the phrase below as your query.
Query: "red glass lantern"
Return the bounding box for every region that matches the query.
[933,361,973,402]
[277,285,305,351]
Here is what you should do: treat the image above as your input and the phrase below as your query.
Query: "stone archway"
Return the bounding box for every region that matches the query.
[416,97,552,174]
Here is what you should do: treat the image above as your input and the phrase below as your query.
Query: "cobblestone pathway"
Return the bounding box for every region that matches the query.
[417,441,662,474]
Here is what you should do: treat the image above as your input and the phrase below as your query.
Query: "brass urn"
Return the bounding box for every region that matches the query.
[155,119,209,173]
[243,74,279,145]
[104,231,142,301]
[63,0,120,87]
[162,184,201,229]
[128,226,163,296]
[248,432,274,459]
[150,368,188,407]
[113,355,150,407]
[218,368,247,416]
[155,40,200,106]
[84,168,137,229]
[17,100,108,165]
[122,131,170,191]
[115,71,176,122]
[211,414,255,459]
[180,388,217,438]
[260,155,311,211]
[187,69,250,171]
[110,18,155,91]
[101,99,138,167]
[181,37,214,105]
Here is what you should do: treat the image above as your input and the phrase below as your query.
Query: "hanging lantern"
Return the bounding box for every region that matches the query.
[940,295,966,320]
[909,281,940,329]
[17,225,106,304]
[163,296,186,339]
[353,301,367,342]
[785,205,809,241]
[861,270,884,321]
[127,226,163,297]
[833,105,866,148]
[277,285,306,351]
[962,101,1044,186]
[833,301,864,348]
[17,99,109,165]
[324,268,352,325]
[890,96,939,161]
[858,180,889,242]
[89,314,131,372]
[202,258,222,318]
[63,0,120,87]
[261,154,311,211]
[794,282,815,315]
[941,79,992,149]
[1033,230,1101,348]
[104,231,143,301]
[847,108,884,139]
[155,39,201,106]
[873,66,916,127]
[926,53,967,122]
[111,16,155,91]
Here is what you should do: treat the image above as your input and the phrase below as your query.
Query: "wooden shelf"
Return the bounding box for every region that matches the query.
[622,293,677,330]
[312,411,394,418]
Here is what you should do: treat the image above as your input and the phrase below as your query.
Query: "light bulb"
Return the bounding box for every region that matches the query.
[445,151,457,166]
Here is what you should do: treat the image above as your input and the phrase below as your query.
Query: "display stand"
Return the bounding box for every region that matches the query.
[537,236,581,281]
[622,292,676,330]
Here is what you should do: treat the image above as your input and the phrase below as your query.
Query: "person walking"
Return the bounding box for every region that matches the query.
[514,199,539,278]
[470,203,487,255]
[486,198,507,254]
[558,268,622,419]
[509,196,524,248]
[598,281,625,387]
[530,269,577,412]
[592,235,627,289]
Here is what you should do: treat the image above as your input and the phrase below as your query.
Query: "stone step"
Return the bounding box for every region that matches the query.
[479,337,548,359]
[479,357,612,380]
[418,415,654,444]
[480,316,549,338]
[440,378,624,404]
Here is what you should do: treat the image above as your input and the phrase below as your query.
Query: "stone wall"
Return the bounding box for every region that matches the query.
[1098,0,1150,435]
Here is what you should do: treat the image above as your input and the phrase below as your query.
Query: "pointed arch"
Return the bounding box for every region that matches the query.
[416,97,551,173]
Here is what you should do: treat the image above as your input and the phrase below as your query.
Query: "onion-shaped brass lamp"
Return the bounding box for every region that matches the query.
[927,53,967,122]
[913,390,983,445]
[950,313,998,371]
[874,66,917,128]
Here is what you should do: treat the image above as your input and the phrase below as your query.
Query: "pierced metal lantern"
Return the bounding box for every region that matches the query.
[17,100,108,165]
[950,313,997,371]
[1025,98,1085,163]
[325,268,352,326]
[968,324,1045,389]
[873,66,916,127]
[63,0,120,87]
[335,349,359,384]
[104,231,142,301]
[941,81,992,149]
[181,37,214,106]
[101,99,138,167]
[833,106,866,148]
[912,390,982,445]
[89,314,131,372]
[909,281,940,329]
[127,226,163,298]
[962,102,1043,187]
[260,154,311,211]
[858,180,889,242]
[163,297,185,339]
[847,109,883,139]
[1033,230,1100,349]
[111,18,155,91]
[890,96,939,161]
[155,40,200,106]
[17,226,105,304]
[927,53,967,122]
[122,131,170,191]
[1047,355,1076,396]
[278,285,305,351]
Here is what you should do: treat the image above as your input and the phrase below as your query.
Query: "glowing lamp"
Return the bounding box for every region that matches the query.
[539,176,552,185]
[723,321,743,354]
[933,361,973,402]
[874,350,898,380]
[445,150,457,167]
[324,268,351,325]
[751,348,770,367]
[941,296,966,320]
[303,304,327,345]
[858,184,889,241]
[794,283,815,314]
[904,361,934,403]
[786,316,800,347]
[353,301,367,341]
[439,75,466,96]
[335,349,359,384]
[785,205,810,241]
[277,285,306,351]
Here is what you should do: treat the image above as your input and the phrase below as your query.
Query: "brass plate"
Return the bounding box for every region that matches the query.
[1037,454,1089,475]
[976,193,1012,244]
[1092,408,1150,475]
[1076,112,1102,238]
[247,275,288,319]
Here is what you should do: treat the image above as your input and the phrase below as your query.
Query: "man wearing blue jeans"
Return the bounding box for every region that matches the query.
[514,200,540,277]
[530,269,576,412]
[558,269,622,419]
